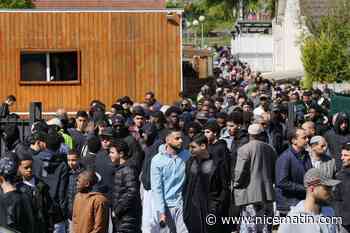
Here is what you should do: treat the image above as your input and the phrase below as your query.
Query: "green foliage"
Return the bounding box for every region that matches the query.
[0,0,33,8]
[301,0,350,84]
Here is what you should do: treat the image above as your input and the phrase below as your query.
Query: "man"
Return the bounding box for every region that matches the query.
[110,140,142,233]
[334,142,350,232]
[129,106,146,142]
[72,171,109,233]
[234,124,277,233]
[324,112,350,167]
[253,94,270,117]
[112,116,145,174]
[302,121,316,140]
[278,168,341,233]
[151,129,190,233]
[183,134,228,233]
[16,151,58,233]
[145,91,162,112]
[33,132,69,233]
[68,110,89,155]
[0,155,36,233]
[0,95,16,119]
[276,128,313,215]
[309,136,337,178]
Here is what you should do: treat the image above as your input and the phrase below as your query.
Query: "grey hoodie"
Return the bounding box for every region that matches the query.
[278,201,338,233]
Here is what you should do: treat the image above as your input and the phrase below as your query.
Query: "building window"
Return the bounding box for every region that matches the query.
[20,51,79,83]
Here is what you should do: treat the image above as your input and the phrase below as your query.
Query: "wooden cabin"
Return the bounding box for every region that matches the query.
[32,0,166,9]
[0,0,182,113]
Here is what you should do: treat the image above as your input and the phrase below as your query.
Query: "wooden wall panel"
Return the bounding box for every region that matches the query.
[0,11,181,112]
[33,0,166,9]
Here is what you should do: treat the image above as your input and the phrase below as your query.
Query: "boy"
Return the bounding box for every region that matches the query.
[67,149,83,232]
[0,95,16,119]
[16,151,60,233]
[72,170,109,233]
[0,155,35,233]
[109,140,142,233]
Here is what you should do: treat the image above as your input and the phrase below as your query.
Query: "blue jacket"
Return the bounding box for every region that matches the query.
[275,147,312,212]
[151,144,190,214]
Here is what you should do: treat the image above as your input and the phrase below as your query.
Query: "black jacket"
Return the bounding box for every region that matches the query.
[17,177,60,232]
[112,163,142,233]
[141,139,163,191]
[0,190,36,233]
[33,149,69,219]
[324,113,350,161]
[183,156,230,233]
[334,167,350,226]
[122,135,145,175]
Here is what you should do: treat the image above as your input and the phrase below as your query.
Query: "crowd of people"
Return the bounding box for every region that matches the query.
[0,47,349,233]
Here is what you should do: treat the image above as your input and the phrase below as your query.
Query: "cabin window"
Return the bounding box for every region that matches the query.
[20,51,79,83]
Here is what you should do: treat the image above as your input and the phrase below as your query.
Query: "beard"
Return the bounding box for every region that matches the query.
[169,143,182,152]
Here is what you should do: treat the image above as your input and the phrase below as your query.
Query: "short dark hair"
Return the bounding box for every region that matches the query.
[110,140,130,159]
[145,91,155,98]
[192,133,208,146]
[46,133,62,151]
[165,106,182,117]
[87,136,101,154]
[6,95,16,102]
[80,170,98,187]
[287,128,302,144]
[204,121,220,136]
[17,150,33,162]
[227,112,243,125]
[29,131,48,145]
[76,110,88,119]
[67,149,80,157]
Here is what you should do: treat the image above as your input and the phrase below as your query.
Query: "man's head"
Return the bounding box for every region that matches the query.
[334,112,349,134]
[310,136,328,156]
[204,122,220,144]
[165,106,182,129]
[5,95,16,107]
[341,142,350,168]
[99,127,115,150]
[303,91,312,104]
[248,123,264,140]
[302,121,316,139]
[75,110,88,132]
[226,112,243,137]
[165,130,183,151]
[288,128,309,151]
[304,168,340,205]
[67,149,80,170]
[29,131,47,152]
[77,170,98,193]
[17,151,34,181]
[216,112,227,130]
[132,107,146,128]
[87,136,102,154]
[46,133,62,152]
[144,91,156,107]
[189,134,208,158]
[0,155,18,186]
[109,140,130,165]
[259,95,270,110]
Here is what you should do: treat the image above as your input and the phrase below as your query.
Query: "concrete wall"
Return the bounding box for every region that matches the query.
[231,34,273,72]
[273,0,304,73]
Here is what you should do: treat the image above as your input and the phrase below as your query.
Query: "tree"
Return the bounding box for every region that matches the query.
[0,0,33,8]
[301,0,350,88]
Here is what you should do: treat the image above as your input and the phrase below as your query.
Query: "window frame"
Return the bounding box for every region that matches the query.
[19,49,81,85]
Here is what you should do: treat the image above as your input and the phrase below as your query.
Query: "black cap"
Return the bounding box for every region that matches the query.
[303,90,312,96]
